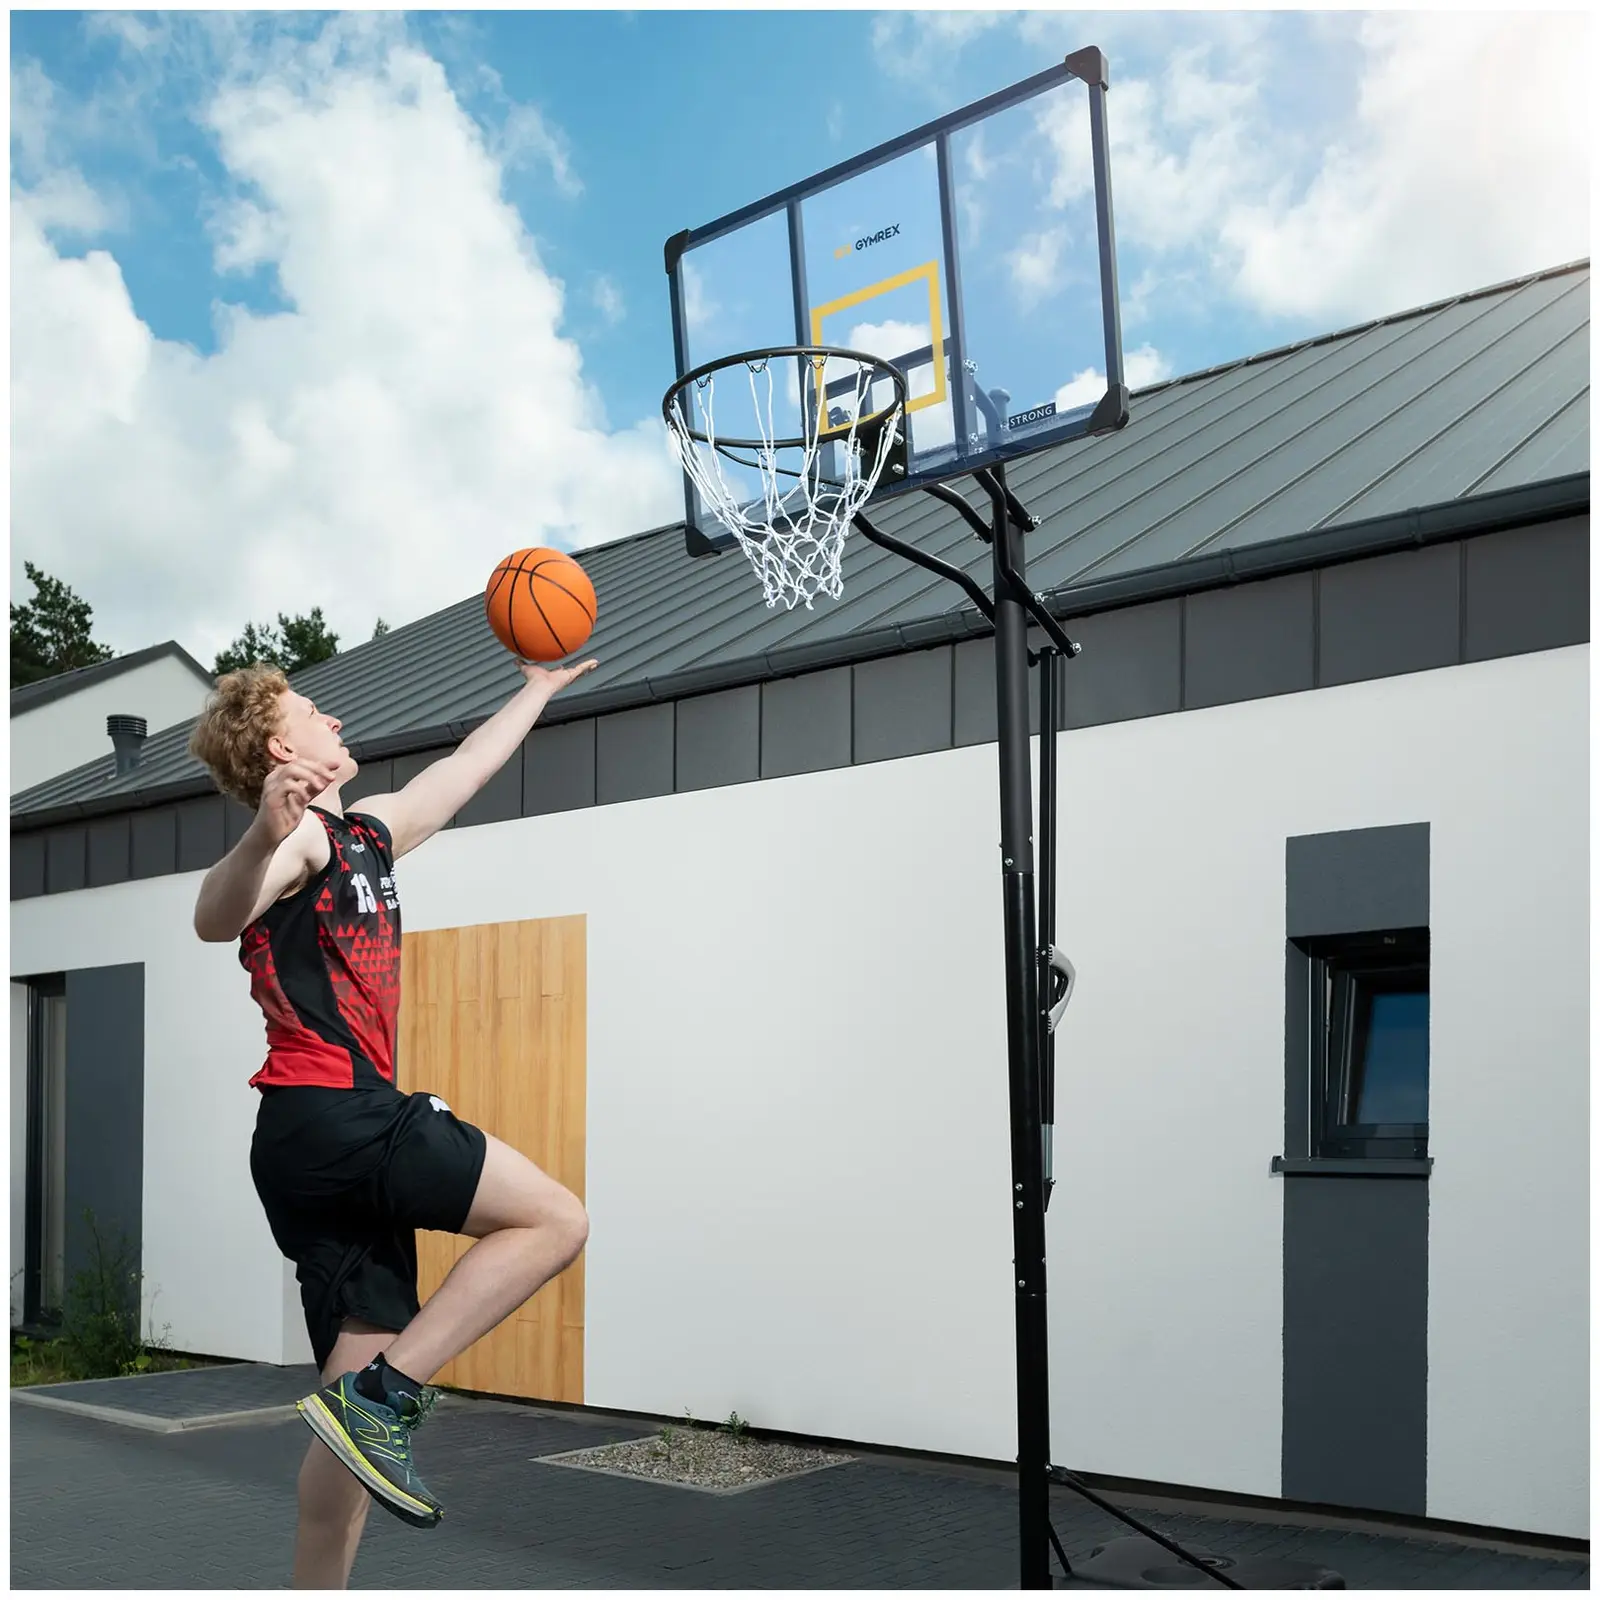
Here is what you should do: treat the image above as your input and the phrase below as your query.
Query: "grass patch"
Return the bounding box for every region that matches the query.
[10,1209,206,1388]
[10,1334,204,1388]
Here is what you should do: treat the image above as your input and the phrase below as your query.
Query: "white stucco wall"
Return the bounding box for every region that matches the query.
[8,642,1587,1538]
[10,653,211,795]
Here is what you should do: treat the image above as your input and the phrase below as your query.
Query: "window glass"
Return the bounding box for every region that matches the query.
[1352,989,1429,1126]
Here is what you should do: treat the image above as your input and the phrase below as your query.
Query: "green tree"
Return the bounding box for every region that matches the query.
[9,562,116,687]
[372,617,390,640]
[214,607,340,677]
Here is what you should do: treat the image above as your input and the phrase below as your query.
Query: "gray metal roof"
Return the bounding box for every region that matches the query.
[10,640,212,717]
[12,258,1589,824]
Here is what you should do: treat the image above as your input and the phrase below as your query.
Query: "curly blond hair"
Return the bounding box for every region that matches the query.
[188,664,291,810]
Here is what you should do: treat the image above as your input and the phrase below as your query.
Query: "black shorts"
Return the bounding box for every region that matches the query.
[250,1081,489,1372]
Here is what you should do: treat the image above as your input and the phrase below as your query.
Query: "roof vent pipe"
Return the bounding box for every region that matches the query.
[107,715,149,776]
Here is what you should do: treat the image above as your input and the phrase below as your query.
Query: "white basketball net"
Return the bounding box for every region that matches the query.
[665,353,905,610]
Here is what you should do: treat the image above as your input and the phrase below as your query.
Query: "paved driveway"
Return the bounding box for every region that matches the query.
[10,1370,1589,1590]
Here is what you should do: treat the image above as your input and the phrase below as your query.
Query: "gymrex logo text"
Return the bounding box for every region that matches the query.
[835,223,901,259]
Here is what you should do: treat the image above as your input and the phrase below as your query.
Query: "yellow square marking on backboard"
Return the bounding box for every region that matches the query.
[809,260,946,436]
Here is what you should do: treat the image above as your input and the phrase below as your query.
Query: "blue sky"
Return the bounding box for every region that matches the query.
[10,10,1588,663]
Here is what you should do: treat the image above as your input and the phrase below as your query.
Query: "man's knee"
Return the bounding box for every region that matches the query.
[548,1188,589,1263]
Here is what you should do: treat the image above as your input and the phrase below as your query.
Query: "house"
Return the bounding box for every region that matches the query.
[9,259,1589,1542]
[9,641,214,796]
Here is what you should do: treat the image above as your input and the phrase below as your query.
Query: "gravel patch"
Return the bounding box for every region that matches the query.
[542,1423,854,1494]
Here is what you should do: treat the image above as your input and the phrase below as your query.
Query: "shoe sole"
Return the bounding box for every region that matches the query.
[297,1394,442,1529]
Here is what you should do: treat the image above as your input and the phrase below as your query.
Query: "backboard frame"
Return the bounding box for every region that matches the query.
[665,48,1127,558]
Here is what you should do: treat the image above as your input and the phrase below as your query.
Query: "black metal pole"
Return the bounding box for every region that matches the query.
[986,465,1052,1590]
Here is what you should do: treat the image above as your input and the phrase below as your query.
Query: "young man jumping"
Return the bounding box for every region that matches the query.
[189,654,596,1588]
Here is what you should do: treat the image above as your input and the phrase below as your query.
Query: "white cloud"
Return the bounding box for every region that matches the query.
[1222,12,1589,319]
[495,101,581,198]
[1008,226,1070,310]
[1040,43,1274,258]
[883,11,1588,331]
[871,11,1005,86]
[681,261,717,334]
[1055,343,1173,413]
[9,20,679,667]
[591,275,625,327]
[842,318,955,452]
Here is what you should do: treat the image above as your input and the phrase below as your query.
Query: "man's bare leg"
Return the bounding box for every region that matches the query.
[296,1135,587,1530]
[377,1133,589,1386]
[293,1321,395,1589]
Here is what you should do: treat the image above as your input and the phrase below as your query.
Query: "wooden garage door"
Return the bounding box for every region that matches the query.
[396,915,586,1404]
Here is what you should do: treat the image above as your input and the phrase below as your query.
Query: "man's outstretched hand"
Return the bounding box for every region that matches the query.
[519,658,599,695]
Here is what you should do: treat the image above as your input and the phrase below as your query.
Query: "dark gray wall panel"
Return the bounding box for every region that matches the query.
[86,817,131,888]
[456,757,522,828]
[523,719,596,816]
[390,749,455,829]
[853,648,953,765]
[1318,545,1461,687]
[1286,823,1430,939]
[46,828,86,894]
[390,748,450,788]
[761,668,852,779]
[597,704,675,805]
[953,637,1042,746]
[1463,515,1590,662]
[176,796,226,873]
[223,798,255,850]
[62,963,145,1298]
[676,686,760,793]
[1061,599,1183,729]
[12,835,46,900]
[1185,573,1315,710]
[130,809,178,881]
[342,759,394,808]
[1282,1175,1428,1517]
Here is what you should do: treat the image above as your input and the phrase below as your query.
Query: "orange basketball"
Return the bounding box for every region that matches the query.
[484,547,597,662]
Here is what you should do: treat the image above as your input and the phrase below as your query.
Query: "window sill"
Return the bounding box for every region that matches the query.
[1271,1156,1433,1179]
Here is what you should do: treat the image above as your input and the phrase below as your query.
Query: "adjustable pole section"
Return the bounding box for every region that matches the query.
[980,462,1053,1590]
[1038,649,1061,1212]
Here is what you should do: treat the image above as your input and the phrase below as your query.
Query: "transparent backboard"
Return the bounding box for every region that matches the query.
[665,51,1127,556]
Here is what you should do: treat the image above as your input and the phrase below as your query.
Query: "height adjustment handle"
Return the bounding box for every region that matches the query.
[1044,947,1075,1034]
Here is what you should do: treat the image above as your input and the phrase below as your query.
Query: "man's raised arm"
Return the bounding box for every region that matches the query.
[358,658,596,859]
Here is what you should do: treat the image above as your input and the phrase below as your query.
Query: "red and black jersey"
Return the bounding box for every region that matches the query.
[241,808,403,1090]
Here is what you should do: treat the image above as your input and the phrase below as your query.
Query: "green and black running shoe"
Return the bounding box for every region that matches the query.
[297,1372,443,1528]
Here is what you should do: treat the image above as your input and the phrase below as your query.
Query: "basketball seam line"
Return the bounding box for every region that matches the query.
[527,569,595,627]
[521,569,568,658]
[501,550,537,660]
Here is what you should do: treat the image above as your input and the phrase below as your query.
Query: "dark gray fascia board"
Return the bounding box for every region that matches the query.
[10,471,1587,836]
[1040,470,1589,620]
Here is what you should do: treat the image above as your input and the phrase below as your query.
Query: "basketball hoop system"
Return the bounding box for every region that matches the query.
[662,346,909,610]
[657,44,1337,1594]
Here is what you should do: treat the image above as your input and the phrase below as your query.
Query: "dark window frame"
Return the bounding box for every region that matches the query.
[1304,928,1429,1161]
[22,973,67,1331]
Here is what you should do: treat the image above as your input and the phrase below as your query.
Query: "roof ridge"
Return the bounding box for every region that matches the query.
[1134,258,1591,402]
[9,639,213,716]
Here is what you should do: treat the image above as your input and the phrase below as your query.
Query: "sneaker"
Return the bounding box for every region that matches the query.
[297,1371,443,1528]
